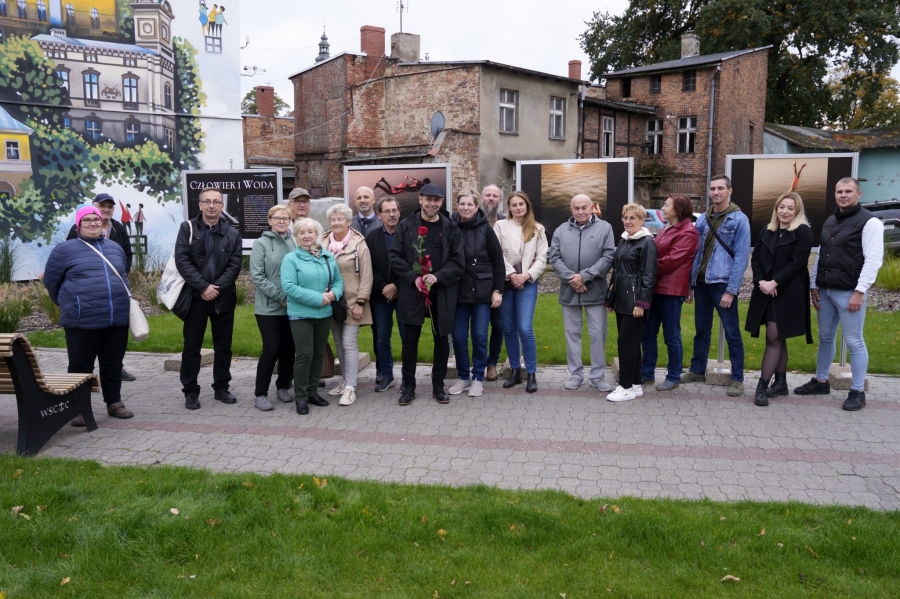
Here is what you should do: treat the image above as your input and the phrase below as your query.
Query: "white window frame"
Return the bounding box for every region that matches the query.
[677,116,697,154]
[6,140,20,160]
[125,120,140,142]
[499,89,517,134]
[646,119,663,155]
[549,97,565,139]
[601,116,615,157]
[165,127,175,149]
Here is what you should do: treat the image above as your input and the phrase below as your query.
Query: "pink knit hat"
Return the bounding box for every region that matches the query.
[75,205,102,231]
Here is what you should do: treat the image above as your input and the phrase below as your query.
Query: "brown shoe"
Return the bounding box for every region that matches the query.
[107,402,134,419]
[70,415,86,427]
[485,365,499,382]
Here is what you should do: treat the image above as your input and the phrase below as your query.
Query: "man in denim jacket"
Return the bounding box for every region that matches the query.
[682,175,751,396]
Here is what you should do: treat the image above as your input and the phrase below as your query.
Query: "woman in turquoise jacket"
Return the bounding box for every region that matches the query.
[250,205,296,411]
[281,217,343,415]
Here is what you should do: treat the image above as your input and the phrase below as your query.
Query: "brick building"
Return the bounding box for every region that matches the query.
[598,35,770,207]
[289,26,585,199]
[242,85,295,196]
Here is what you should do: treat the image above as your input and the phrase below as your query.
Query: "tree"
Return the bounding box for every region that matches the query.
[241,89,291,116]
[579,0,900,127]
[828,70,900,129]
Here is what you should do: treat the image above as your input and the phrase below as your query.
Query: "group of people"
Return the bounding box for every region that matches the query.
[44,174,883,425]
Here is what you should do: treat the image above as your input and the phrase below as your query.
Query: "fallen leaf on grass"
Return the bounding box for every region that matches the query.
[720,517,727,521]
[758,528,766,536]
[561,594,567,598]
[314,477,328,489]
[12,469,22,478]
[422,515,429,523]
[777,543,784,548]
[297,483,304,490]
[847,519,853,524]
[206,519,222,527]
[433,592,439,598]
[170,508,179,516]
[60,577,71,585]
[413,542,419,547]
[599,504,606,514]
[11,506,23,516]
[806,546,818,557]
[510,525,516,531]
[19,513,30,520]
[450,580,456,586]
[611,505,621,514]
[852,537,856,541]
[437,529,447,540]
[68,517,76,523]
[36,506,46,514]
[242,480,256,489]
[720,575,740,582]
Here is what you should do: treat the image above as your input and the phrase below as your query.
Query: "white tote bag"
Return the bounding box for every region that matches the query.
[80,241,150,342]
[157,222,192,310]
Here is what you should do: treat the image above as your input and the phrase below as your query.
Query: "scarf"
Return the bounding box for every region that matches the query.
[327,231,351,255]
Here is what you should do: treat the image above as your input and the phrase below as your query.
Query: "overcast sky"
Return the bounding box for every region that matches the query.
[238,0,900,112]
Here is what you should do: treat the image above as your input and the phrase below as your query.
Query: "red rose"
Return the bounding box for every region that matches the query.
[417,226,428,236]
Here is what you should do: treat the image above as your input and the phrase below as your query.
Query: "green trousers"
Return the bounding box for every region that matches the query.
[290,317,332,401]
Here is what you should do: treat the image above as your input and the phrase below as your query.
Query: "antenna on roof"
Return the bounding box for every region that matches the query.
[397,0,408,33]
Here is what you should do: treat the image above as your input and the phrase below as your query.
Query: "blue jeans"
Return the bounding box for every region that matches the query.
[689,281,744,381]
[501,281,538,373]
[371,302,405,380]
[452,302,491,381]
[815,287,868,391]
[487,306,504,367]
[641,294,686,383]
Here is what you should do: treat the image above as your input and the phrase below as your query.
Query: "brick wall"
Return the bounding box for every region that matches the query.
[713,51,768,176]
[242,116,294,167]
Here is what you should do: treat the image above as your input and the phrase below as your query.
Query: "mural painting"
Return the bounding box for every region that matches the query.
[0,0,242,279]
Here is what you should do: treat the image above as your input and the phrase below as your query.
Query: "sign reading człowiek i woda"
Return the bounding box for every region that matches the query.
[181,169,284,251]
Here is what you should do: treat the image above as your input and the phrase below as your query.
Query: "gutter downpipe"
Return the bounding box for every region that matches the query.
[577,84,585,159]
[705,65,720,210]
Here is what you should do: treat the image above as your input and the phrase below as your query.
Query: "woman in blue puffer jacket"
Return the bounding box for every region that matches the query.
[44,205,135,424]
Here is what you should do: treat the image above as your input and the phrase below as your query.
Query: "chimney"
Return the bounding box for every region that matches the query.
[360,25,386,58]
[390,32,420,62]
[255,85,275,118]
[681,33,700,58]
[568,60,582,80]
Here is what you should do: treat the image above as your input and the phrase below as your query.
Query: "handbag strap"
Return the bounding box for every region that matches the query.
[80,239,133,299]
[324,255,333,292]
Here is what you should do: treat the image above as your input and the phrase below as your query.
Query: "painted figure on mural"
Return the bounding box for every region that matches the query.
[199,1,209,35]
[135,204,146,235]
[214,6,228,37]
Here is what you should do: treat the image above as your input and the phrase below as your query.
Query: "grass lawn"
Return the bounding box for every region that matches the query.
[27,297,900,374]
[1,455,899,597]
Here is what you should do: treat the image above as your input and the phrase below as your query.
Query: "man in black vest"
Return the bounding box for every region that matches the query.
[794,177,884,410]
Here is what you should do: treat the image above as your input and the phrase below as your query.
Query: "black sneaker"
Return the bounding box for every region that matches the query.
[185,393,200,410]
[398,388,416,406]
[214,389,237,404]
[793,377,830,395]
[842,390,866,411]
[307,393,329,407]
[375,377,396,392]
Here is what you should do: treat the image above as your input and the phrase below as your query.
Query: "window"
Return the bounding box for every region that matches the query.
[16,0,26,19]
[124,57,137,67]
[84,53,98,63]
[62,114,72,129]
[90,7,99,29]
[682,70,696,92]
[85,117,101,139]
[65,3,75,26]
[621,78,631,98]
[0,0,7,17]
[36,0,46,21]
[122,75,138,109]
[125,119,141,143]
[650,75,662,95]
[5,141,19,160]
[56,68,69,91]
[83,72,99,106]
[549,97,565,139]
[499,89,517,134]
[46,49,66,59]
[677,116,697,153]
[646,119,663,155]
[164,83,172,109]
[601,116,615,157]
[164,127,174,149]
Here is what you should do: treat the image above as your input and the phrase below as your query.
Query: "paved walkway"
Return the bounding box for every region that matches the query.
[3,349,899,511]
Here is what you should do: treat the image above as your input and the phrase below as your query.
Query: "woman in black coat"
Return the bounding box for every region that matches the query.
[744,192,813,407]
[606,203,658,402]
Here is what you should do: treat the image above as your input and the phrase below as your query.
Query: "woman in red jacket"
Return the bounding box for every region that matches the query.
[640,194,699,390]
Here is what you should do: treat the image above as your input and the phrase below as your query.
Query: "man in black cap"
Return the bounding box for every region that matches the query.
[67,192,137,381]
[389,183,464,406]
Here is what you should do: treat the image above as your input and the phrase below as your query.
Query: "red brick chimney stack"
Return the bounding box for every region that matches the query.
[568,60,582,80]
[255,85,275,118]
[360,25,386,58]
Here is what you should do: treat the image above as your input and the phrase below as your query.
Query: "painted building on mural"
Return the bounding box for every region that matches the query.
[0,0,118,41]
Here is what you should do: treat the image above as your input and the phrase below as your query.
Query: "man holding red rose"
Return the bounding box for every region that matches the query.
[389,183,464,406]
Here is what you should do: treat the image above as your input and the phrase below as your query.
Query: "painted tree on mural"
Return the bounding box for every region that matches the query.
[173,38,207,172]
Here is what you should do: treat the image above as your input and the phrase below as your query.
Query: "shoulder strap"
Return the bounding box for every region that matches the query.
[80,240,132,298]
[710,223,735,259]
[324,255,333,291]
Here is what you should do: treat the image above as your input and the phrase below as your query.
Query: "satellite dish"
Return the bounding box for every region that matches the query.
[430,111,445,138]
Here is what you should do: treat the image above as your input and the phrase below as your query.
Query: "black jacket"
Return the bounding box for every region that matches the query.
[610,233,657,315]
[365,225,400,304]
[389,209,464,336]
[451,209,505,304]
[745,225,813,342]
[66,219,133,273]
[174,215,243,313]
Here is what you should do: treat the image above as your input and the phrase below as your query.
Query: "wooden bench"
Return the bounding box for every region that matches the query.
[0,333,100,456]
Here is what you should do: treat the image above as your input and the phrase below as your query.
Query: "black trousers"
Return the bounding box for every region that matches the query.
[65,326,129,405]
[616,312,647,390]
[401,302,449,390]
[181,297,234,395]
[254,314,295,397]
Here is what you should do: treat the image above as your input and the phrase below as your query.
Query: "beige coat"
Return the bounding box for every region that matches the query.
[326,228,373,326]
[493,219,548,283]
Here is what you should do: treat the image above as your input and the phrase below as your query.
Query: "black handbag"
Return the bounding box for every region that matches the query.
[605,269,617,309]
[324,256,348,323]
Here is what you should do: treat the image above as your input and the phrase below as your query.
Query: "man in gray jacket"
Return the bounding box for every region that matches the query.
[548,194,616,392]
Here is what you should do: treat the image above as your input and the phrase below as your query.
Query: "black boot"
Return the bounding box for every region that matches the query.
[767,372,788,398]
[754,377,770,407]
[296,398,309,415]
[525,372,537,393]
[503,368,522,388]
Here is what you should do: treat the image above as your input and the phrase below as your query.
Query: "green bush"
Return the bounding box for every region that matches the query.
[876,252,900,291]
[29,282,60,326]
[0,283,33,332]
[0,237,20,283]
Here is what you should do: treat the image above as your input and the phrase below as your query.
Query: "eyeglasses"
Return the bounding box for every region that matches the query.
[291,199,311,204]
[270,216,291,223]
[81,218,102,225]
[199,200,224,206]
[380,209,400,215]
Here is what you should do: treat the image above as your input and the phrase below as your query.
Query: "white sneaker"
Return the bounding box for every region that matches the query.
[448,380,471,395]
[338,387,356,406]
[606,385,636,402]
[468,380,484,397]
[328,381,346,396]
[632,385,643,397]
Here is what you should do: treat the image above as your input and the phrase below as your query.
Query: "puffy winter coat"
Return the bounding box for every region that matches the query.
[610,229,658,315]
[66,218,133,273]
[451,208,505,304]
[44,236,131,329]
